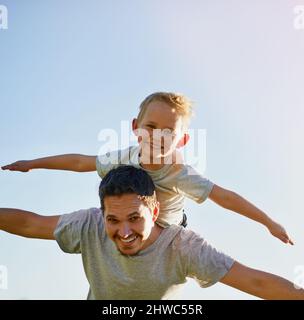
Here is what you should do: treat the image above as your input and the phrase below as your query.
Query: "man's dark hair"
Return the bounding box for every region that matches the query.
[99,165,157,212]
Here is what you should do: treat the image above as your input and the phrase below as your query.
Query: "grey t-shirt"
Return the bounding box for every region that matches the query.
[96,146,214,227]
[54,208,234,300]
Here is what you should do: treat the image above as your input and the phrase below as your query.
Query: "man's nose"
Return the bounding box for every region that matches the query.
[118,223,132,238]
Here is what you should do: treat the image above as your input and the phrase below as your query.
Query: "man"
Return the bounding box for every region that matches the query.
[0,165,303,299]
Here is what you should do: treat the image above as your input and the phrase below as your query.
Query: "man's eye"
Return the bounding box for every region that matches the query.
[130,216,139,222]
[107,218,118,223]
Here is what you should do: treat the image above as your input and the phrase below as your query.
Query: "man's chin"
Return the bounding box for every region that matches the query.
[117,246,140,256]
[114,239,142,256]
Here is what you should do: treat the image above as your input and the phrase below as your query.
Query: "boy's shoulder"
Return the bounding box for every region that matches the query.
[165,163,204,179]
[96,146,140,175]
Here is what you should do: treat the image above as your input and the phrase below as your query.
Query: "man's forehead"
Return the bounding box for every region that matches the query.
[104,194,148,215]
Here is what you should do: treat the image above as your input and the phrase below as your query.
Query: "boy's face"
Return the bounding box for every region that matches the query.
[104,193,159,256]
[133,101,188,163]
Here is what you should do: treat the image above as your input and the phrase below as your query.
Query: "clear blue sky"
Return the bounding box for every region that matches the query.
[1,0,304,299]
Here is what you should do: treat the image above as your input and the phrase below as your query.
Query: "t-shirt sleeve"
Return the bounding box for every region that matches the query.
[176,165,214,203]
[96,152,117,178]
[96,148,131,178]
[53,208,102,254]
[178,229,235,288]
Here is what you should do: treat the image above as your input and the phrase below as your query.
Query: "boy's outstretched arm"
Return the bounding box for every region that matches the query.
[0,208,60,239]
[221,261,304,299]
[208,184,294,245]
[1,154,97,172]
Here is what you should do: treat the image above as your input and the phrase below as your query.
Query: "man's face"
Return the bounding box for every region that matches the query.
[133,101,187,162]
[104,193,159,256]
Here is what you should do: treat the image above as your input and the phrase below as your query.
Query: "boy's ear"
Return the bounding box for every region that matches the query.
[132,118,142,143]
[132,118,138,132]
[176,133,190,148]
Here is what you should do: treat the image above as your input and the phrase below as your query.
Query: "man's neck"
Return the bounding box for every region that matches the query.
[141,223,163,250]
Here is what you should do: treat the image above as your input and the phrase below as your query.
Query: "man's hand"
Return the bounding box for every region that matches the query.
[267,221,294,245]
[2,160,32,172]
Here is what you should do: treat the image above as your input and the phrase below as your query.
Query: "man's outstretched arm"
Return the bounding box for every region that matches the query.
[0,208,60,239]
[220,261,304,299]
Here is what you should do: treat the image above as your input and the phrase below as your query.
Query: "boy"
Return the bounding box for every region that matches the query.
[1,92,293,244]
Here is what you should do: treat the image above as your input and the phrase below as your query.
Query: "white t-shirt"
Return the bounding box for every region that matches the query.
[54,208,235,300]
[96,146,214,227]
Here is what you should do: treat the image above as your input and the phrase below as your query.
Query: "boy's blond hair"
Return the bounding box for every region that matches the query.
[137,92,194,131]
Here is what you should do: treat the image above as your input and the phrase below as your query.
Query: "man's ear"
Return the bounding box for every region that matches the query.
[152,202,160,222]
[176,133,190,148]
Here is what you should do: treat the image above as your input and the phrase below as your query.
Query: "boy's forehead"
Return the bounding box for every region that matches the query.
[142,101,184,128]
[145,101,177,116]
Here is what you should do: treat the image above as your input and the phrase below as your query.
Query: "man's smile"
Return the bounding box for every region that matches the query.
[117,235,138,246]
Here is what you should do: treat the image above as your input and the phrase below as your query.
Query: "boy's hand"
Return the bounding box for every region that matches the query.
[267,222,294,245]
[1,160,32,172]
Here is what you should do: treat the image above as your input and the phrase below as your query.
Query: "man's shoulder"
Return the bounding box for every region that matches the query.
[169,226,206,250]
[54,208,104,254]
[163,224,198,243]
[59,207,103,227]
[67,207,102,217]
